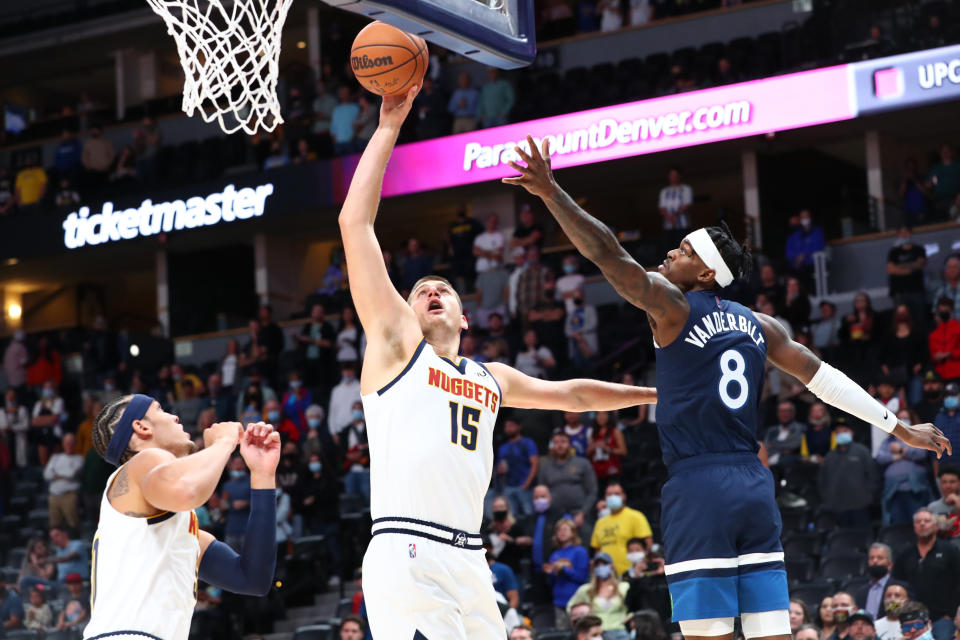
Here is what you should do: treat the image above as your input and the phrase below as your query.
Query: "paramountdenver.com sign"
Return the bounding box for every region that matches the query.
[62,183,274,249]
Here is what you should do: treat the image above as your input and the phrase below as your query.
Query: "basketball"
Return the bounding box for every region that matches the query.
[350,21,429,97]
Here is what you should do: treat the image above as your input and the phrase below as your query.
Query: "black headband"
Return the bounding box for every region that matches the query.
[104,394,153,466]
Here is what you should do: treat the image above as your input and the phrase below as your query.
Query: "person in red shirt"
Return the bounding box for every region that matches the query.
[26,337,62,390]
[930,296,960,381]
[586,410,626,485]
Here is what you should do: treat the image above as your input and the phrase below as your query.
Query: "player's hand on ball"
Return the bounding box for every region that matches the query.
[379,85,420,131]
[239,421,281,473]
[502,135,559,200]
[204,421,242,449]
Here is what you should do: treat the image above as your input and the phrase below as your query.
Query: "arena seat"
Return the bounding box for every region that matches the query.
[779,506,811,533]
[790,581,835,610]
[782,532,821,558]
[878,523,915,551]
[292,624,335,640]
[785,556,815,583]
[819,553,865,581]
[824,527,874,554]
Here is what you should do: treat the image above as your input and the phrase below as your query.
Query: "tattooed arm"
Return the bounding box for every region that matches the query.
[504,136,689,337]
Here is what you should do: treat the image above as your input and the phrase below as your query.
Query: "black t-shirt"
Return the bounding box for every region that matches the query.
[512,222,544,248]
[887,243,926,295]
[449,217,484,259]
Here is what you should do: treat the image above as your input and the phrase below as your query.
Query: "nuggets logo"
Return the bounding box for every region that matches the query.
[427,367,499,412]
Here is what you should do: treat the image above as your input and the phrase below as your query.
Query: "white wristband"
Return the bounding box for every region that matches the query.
[806,362,898,434]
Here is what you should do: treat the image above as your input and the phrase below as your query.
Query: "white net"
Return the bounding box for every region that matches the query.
[145,0,294,135]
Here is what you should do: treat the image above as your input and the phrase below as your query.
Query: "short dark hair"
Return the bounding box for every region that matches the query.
[626,537,646,547]
[575,615,603,635]
[938,464,960,479]
[937,296,955,310]
[340,615,365,632]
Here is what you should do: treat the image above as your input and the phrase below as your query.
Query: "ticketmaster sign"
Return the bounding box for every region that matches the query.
[62,183,274,249]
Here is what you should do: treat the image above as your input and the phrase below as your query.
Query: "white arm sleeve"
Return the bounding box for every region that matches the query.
[805,361,898,434]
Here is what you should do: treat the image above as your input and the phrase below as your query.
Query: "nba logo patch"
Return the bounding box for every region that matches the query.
[409,544,416,558]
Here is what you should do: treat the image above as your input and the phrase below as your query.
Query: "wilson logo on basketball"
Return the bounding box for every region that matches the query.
[352,54,394,70]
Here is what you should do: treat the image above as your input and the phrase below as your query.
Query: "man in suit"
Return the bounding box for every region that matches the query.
[855,543,904,620]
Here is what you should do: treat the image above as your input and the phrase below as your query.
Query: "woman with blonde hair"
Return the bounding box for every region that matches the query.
[544,518,589,629]
[566,551,630,638]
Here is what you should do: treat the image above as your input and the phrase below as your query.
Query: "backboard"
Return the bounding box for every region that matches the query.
[320,0,536,69]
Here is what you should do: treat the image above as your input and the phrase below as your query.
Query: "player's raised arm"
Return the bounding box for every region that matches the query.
[503,136,688,330]
[483,361,656,411]
[338,86,422,359]
[758,312,952,458]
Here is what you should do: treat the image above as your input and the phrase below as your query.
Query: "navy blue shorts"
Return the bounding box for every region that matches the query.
[662,452,789,621]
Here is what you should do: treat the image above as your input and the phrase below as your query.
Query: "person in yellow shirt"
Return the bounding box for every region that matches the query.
[73,396,104,457]
[14,157,48,209]
[590,482,653,575]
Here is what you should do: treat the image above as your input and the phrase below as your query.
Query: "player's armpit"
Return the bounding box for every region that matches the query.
[756,312,821,384]
[486,362,656,411]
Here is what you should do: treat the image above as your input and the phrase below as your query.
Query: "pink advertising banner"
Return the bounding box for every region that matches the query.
[332,64,855,202]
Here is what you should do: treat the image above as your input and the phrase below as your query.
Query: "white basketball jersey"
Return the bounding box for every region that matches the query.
[362,339,502,533]
[83,465,201,640]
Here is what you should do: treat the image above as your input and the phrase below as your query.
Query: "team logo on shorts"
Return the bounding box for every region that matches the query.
[454,532,467,547]
[409,544,416,558]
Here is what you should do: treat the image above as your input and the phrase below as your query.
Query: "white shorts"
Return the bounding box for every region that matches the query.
[362,532,506,640]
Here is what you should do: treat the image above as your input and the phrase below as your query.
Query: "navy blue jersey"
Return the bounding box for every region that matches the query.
[654,290,767,466]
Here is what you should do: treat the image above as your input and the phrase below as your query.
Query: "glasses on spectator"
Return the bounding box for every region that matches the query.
[900,621,926,634]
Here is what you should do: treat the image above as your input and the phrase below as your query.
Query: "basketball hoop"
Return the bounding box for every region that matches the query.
[145,0,294,135]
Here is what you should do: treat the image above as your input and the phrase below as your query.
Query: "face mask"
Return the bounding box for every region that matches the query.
[598,508,611,519]
[534,498,550,513]
[924,389,942,401]
[833,608,850,623]
[104,383,114,391]
[42,388,54,399]
[563,264,576,274]
[229,470,246,480]
[267,410,281,422]
[5,400,15,408]
[308,461,322,473]
[868,564,889,579]
[939,311,951,322]
[352,409,364,422]
[308,418,322,428]
[630,630,637,640]
[290,380,302,389]
[594,564,612,579]
[836,432,853,446]
[809,416,829,427]
[492,510,508,522]
[626,551,645,564]
[801,219,811,228]
[945,396,959,410]
[884,600,902,615]
[605,495,623,511]
[915,630,934,640]
[573,298,584,307]
[894,236,909,246]
[895,312,910,323]
[173,374,181,382]
[899,418,912,426]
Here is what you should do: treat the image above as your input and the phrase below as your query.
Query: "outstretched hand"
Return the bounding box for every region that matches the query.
[379,85,420,131]
[896,421,952,458]
[502,135,559,199]
[239,421,281,477]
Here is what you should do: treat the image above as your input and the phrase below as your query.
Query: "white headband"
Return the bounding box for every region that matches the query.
[685,228,735,288]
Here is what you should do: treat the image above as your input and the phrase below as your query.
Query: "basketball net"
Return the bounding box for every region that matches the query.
[145,0,294,135]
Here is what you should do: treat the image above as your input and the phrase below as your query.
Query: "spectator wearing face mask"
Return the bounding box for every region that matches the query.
[298,452,342,580]
[281,371,312,439]
[930,298,960,382]
[828,591,859,640]
[874,583,910,640]
[786,209,826,289]
[855,544,897,619]
[887,226,928,326]
[566,552,629,636]
[934,383,960,469]
[819,424,877,527]
[893,509,960,640]
[927,465,960,546]
[221,456,251,551]
[340,401,369,502]
[897,603,935,640]
[486,495,529,574]
[763,401,805,467]
[590,483,652,575]
[623,541,670,629]
[878,409,933,526]
[329,363,362,438]
[524,484,570,604]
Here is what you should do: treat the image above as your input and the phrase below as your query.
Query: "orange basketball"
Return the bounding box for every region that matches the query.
[350,21,429,97]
